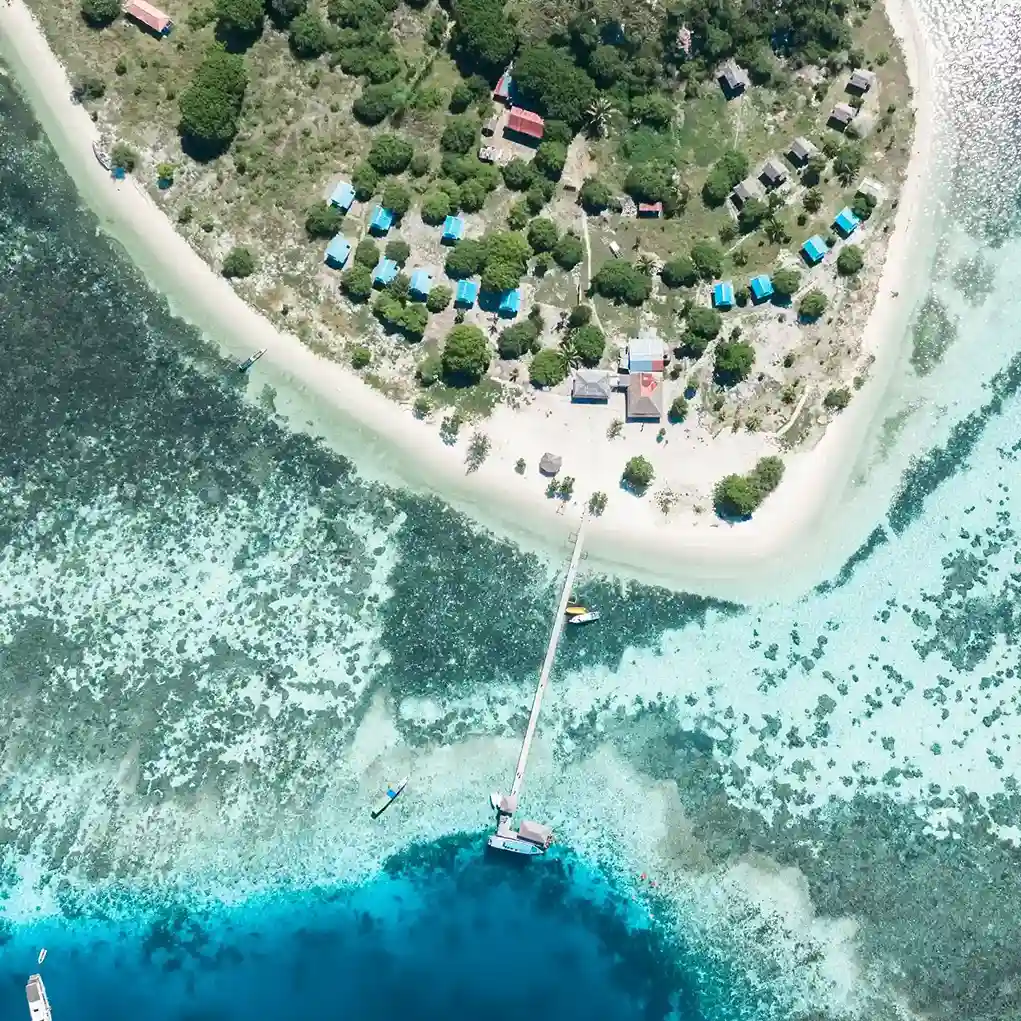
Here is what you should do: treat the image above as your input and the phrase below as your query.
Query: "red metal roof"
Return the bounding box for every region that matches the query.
[638,201,663,216]
[493,72,512,101]
[123,0,172,31]
[506,109,545,140]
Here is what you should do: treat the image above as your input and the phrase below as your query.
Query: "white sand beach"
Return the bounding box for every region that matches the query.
[0,0,938,597]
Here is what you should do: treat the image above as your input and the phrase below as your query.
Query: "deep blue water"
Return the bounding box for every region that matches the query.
[0,841,736,1021]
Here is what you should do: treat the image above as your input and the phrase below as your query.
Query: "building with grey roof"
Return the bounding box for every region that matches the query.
[848,68,877,93]
[718,60,749,97]
[788,136,818,166]
[759,158,787,189]
[571,369,612,403]
[730,176,765,207]
[829,102,856,129]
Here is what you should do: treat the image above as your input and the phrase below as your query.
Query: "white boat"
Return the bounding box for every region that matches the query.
[37,949,46,965]
[237,348,267,373]
[567,611,600,625]
[92,140,111,171]
[371,776,408,818]
[26,974,51,1021]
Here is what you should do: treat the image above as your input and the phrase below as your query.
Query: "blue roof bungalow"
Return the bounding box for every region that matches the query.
[749,274,774,303]
[712,281,735,309]
[409,268,433,299]
[801,235,827,265]
[324,235,351,269]
[369,206,394,235]
[498,288,521,318]
[455,279,479,307]
[372,257,398,286]
[833,206,860,237]
[441,215,464,244]
[329,180,356,212]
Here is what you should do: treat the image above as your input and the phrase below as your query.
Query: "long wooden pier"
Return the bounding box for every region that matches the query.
[488,523,587,854]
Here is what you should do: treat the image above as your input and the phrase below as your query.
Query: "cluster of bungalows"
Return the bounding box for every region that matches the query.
[830,68,878,131]
[570,330,668,422]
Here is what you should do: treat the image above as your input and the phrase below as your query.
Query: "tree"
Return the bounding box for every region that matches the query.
[353,83,402,125]
[305,201,344,238]
[401,303,429,340]
[178,46,248,152]
[441,115,479,155]
[482,260,522,292]
[571,325,604,366]
[426,285,452,312]
[591,261,651,305]
[588,491,608,515]
[512,44,596,130]
[483,231,531,274]
[497,320,540,358]
[459,179,487,213]
[585,95,618,138]
[622,455,654,492]
[799,289,828,320]
[421,191,452,226]
[534,141,567,180]
[851,192,877,222]
[824,387,851,410]
[553,233,584,270]
[156,162,176,185]
[568,305,591,328]
[701,150,749,207]
[803,188,823,213]
[771,266,801,299]
[714,340,754,385]
[629,93,673,128]
[409,151,430,178]
[342,264,374,301]
[837,245,864,276]
[384,240,410,266]
[833,142,865,185]
[713,474,760,518]
[661,255,698,288]
[80,0,120,26]
[529,348,569,387]
[737,197,769,233]
[381,181,411,217]
[110,143,138,172]
[588,44,623,87]
[71,75,107,101]
[270,0,307,22]
[690,240,723,280]
[752,456,784,495]
[355,238,379,267]
[802,152,827,187]
[624,162,672,204]
[289,10,331,57]
[527,218,559,253]
[368,134,414,175]
[445,238,487,278]
[687,306,722,341]
[441,324,490,384]
[215,0,264,36]
[669,395,688,422]
[351,162,379,200]
[526,178,554,213]
[450,0,517,78]
[502,158,535,191]
[351,344,372,368]
[579,177,611,213]
[222,246,256,278]
[449,82,473,113]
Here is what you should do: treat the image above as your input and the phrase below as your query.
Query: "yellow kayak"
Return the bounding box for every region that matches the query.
[565,605,588,616]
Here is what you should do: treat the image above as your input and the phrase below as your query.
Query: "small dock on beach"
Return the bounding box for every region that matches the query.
[488,522,587,855]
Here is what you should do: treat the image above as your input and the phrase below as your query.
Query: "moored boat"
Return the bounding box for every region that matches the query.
[567,611,600,625]
[26,974,51,1021]
[371,776,408,818]
[92,140,111,171]
[236,348,267,373]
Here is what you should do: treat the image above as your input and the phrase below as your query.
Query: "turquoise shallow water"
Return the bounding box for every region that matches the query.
[4,2,1021,1018]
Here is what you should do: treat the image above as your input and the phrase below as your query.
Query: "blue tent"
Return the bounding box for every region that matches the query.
[498,288,521,317]
[372,257,398,286]
[833,206,860,236]
[329,181,355,211]
[455,279,479,307]
[801,235,827,265]
[409,268,433,298]
[750,274,774,302]
[442,215,464,243]
[369,206,394,234]
[712,281,735,309]
[324,235,351,269]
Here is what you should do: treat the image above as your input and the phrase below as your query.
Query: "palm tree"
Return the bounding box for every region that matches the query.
[636,252,657,276]
[764,217,790,244]
[560,336,582,367]
[586,96,618,138]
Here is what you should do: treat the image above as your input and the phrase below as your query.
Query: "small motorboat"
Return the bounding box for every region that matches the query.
[236,348,267,373]
[37,949,46,966]
[371,776,408,818]
[567,611,600,625]
[92,139,111,171]
[26,974,51,1021]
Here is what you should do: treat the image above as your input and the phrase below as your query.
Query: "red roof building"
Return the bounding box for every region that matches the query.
[123,0,173,34]
[506,109,545,141]
[638,201,663,217]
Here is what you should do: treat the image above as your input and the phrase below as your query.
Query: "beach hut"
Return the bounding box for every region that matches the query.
[788,136,818,166]
[637,201,663,218]
[731,177,765,208]
[498,289,522,317]
[718,59,749,98]
[833,207,861,237]
[369,206,394,235]
[506,109,545,142]
[455,279,479,307]
[626,373,664,421]
[712,281,735,309]
[123,0,173,35]
[441,215,464,243]
[628,331,666,372]
[857,178,884,205]
[324,235,351,269]
[759,158,787,190]
[329,180,356,212]
[829,103,856,130]
[409,268,433,299]
[801,235,827,265]
[749,274,774,303]
[848,68,877,93]
[372,257,398,286]
[571,369,612,403]
[539,452,562,476]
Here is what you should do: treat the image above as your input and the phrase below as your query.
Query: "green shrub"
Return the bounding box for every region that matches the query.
[571,324,604,366]
[591,260,651,305]
[529,348,569,387]
[178,46,248,151]
[837,245,864,275]
[80,0,121,27]
[527,218,559,253]
[441,324,491,384]
[426,285,452,312]
[421,191,452,226]
[668,395,688,422]
[713,456,785,517]
[305,201,344,238]
[622,455,654,492]
[350,344,372,368]
[799,289,828,319]
[823,387,851,410]
[110,142,138,172]
[354,238,379,267]
[342,264,374,301]
[553,233,584,270]
[222,246,256,278]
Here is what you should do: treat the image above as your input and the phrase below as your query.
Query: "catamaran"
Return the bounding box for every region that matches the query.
[26,974,51,1021]
[371,776,408,818]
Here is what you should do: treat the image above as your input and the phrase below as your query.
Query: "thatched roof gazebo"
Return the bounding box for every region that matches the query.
[539,453,562,476]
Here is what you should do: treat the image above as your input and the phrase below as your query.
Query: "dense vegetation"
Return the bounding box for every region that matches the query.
[713,456,785,518]
[178,46,248,155]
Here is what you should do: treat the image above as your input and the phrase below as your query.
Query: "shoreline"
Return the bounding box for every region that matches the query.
[0,0,940,598]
